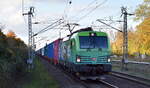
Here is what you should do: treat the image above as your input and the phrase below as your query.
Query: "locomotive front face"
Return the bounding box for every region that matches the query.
[75,32,111,65]
[60,30,112,75]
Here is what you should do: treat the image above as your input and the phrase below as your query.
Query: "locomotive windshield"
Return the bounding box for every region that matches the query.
[79,36,108,49]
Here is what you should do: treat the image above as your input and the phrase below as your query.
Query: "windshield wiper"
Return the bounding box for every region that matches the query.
[89,36,95,49]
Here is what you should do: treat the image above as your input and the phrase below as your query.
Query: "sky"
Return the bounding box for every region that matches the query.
[0,0,143,49]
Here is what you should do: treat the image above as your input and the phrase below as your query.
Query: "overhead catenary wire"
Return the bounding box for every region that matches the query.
[33,19,64,36]
[80,0,98,12]
[69,0,98,19]
[33,18,64,24]
[97,19,123,32]
[62,0,108,34]
[75,0,108,22]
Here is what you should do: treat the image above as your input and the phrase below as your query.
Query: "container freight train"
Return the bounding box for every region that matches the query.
[37,27,112,79]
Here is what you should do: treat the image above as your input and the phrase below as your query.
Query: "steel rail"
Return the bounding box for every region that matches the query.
[111,71,150,87]
[58,66,120,88]
[98,80,119,88]
[55,66,90,88]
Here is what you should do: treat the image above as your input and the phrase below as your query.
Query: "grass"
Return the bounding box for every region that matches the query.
[22,58,59,88]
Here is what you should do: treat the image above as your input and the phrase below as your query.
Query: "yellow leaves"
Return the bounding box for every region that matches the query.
[144,0,150,2]
[111,32,123,55]
[136,18,150,54]
[112,17,150,55]
[137,17,150,33]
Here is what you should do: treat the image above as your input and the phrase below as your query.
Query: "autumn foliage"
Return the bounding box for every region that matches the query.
[6,30,16,37]
[112,0,150,56]
[112,17,150,56]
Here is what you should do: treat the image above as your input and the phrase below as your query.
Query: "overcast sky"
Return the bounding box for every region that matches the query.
[0,0,143,48]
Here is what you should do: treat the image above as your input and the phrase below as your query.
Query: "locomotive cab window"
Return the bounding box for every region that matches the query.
[79,36,108,49]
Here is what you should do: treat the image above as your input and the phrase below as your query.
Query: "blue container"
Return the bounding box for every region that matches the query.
[47,43,54,59]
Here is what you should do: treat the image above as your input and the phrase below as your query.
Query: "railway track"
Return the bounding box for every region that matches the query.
[57,65,119,88]
[57,66,93,88]
[98,80,119,88]
[41,57,149,88]
[111,71,150,87]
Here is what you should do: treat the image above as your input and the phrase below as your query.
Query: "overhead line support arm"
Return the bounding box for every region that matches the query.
[97,19,123,32]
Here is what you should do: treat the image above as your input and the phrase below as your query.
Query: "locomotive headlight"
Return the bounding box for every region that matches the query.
[91,33,94,36]
[77,58,81,62]
[108,58,111,62]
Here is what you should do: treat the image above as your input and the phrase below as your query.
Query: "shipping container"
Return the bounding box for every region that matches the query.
[53,39,62,64]
[47,43,54,59]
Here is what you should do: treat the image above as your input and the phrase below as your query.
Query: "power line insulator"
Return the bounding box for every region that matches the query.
[69,1,72,4]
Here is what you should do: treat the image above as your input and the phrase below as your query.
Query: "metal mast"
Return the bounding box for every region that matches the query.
[122,7,128,65]
[121,7,134,69]
[23,7,34,69]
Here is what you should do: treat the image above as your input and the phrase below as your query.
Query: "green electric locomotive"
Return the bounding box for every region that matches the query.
[60,27,112,78]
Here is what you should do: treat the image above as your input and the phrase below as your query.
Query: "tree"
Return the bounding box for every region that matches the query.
[135,0,150,21]
[6,30,16,38]
[111,32,123,55]
[0,30,28,88]
[136,17,150,55]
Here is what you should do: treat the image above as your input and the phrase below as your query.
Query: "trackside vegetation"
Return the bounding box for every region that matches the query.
[0,30,28,88]
[22,58,59,88]
[0,30,59,88]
